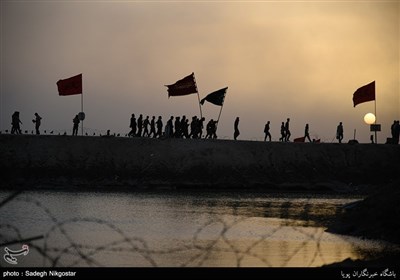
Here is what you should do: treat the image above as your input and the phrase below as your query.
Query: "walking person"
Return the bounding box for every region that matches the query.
[137,114,143,137]
[336,122,344,143]
[165,116,174,138]
[72,114,80,136]
[142,116,150,137]
[206,119,218,139]
[393,120,400,144]
[189,116,198,139]
[264,121,271,142]
[32,113,42,135]
[156,116,163,138]
[149,116,156,138]
[391,120,396,141]
[128,114,136,137]
[285,118,291,142]
[198,117,205,138]
[174,116,181,138]
[181,116,189,138]
[304,123,311,142]
[234,117,240,140]
[279,122,285,142]
[11,111,22,134]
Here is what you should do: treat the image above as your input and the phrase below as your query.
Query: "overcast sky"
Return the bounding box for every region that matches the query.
[1,0,399,143]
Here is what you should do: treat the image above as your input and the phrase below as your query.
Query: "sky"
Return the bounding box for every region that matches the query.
[1,0,399,143]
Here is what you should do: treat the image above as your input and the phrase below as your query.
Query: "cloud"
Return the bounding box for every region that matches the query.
[1,1,398,142]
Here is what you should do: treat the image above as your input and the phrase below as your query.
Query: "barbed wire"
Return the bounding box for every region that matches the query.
[0,191,362,267]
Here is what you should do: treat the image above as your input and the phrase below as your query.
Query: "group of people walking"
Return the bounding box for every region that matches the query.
[8,111,399,144]
[127,114,214,139]
[11,111,42,135]
[263,118,312,143]
[278,118,292,142]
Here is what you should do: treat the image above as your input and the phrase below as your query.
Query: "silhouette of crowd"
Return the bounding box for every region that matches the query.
[4,110,399,145]
[126,114,210,139]
[278,118,291,142]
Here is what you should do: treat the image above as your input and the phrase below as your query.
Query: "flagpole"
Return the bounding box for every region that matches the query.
[81,91,84,136]
[215,102,225,131]
[192,73,203,119]
[374,94,377,144]
[196,93,203,119]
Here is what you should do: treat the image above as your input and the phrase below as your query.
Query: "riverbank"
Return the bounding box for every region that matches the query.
[2,134,399,268]
[1,134,399,191]
[324,180,400,267]
[327,181,400,245]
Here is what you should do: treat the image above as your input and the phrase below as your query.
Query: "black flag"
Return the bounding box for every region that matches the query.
[200,87,228,106]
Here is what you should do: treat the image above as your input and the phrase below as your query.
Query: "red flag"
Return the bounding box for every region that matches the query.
[57,74,82,96]
[165,73,197,97]
[353,81,375,107]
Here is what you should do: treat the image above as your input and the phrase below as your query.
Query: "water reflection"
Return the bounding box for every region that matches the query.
[0,190,394,267]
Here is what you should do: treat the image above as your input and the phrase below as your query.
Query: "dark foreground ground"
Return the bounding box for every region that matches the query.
[324,181,400,267]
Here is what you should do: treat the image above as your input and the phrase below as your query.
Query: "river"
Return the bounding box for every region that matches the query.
[0,189,393,267]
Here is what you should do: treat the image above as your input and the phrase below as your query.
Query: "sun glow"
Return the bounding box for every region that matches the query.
[364,113,376,125]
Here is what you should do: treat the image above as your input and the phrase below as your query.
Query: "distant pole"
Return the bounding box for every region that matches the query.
[193,74,203,119]
[196,92,203,119]
[215,103,225,131]
[81,92,84,136]
[374,97,377,144]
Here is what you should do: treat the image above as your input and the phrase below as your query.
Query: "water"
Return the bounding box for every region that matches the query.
[0,189,394,267]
